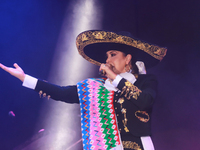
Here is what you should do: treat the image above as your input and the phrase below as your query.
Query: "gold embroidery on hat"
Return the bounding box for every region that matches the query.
[116,36,123,42]
[121,81,142,100]
[154,48,162,55]
[137,42,145,50]
[122,141,142,150]
[93,32,106,39]
[135,110,150,123]
[76,30,167,66]
[81,34,88,42]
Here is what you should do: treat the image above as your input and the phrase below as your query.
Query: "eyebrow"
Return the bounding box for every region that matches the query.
[106,50,117,55]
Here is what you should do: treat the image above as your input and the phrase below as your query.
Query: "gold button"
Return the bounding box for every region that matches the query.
[121,108,126,114]
[43,93,46,97]
[115,100,117,102]
[117,114,119,116]
[118,98,124,104]
[39,91,43,98]
[115,107,117,109]
[116,94,118,96]
[119,128,121,130]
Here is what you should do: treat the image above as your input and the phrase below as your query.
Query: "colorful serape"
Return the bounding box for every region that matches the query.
[77,78,121,150]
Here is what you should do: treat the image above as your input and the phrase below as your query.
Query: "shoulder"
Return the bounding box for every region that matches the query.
[135,74,158,87]
[137,74,157,81]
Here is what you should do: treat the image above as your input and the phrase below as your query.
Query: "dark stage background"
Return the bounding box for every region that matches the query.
[0,0,200,149]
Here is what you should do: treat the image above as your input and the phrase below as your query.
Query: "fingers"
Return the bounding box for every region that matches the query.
[0,63,5,69]
[99,63,117,80]
[99,64,110,76]
[0,63,25,82]
[99,63,107,70]
[99,63,110,76]
[13,63,20,69]
[0,63,21,74]
[0,63,8,71]
[99,64,106,73]
[0,63,18,69]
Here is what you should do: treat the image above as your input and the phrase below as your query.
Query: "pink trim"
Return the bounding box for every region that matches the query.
[89,80,106,149]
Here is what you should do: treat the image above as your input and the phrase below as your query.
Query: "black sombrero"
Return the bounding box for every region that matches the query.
[76,30,167,68]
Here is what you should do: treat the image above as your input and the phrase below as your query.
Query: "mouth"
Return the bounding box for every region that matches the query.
[106,64,121,74]
[108,64,117,74]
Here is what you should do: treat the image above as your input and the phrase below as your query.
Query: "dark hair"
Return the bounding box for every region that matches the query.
[131,62,139,75]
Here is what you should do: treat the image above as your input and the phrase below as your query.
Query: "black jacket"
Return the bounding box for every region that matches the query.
[34,74,157,137]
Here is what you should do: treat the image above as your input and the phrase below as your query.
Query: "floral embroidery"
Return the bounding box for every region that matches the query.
[122,141,142,150]
[135,110,149,123]
[118,98,129,132]
[121,81,142,100]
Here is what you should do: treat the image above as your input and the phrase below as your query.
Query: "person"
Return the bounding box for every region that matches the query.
[0,30,167,150]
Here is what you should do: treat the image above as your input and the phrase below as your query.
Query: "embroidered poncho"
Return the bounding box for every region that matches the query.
[77,78,121,150]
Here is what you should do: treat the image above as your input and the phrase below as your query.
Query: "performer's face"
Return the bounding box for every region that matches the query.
[106,50,132,74]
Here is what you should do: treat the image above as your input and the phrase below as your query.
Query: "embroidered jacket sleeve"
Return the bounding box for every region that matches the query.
[34,79,79,104]
[117,74,157,110]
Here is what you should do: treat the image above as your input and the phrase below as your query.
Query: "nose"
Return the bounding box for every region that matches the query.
[106,56,110,64]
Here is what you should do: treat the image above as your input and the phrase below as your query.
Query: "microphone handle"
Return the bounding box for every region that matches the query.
[99,70,106,76]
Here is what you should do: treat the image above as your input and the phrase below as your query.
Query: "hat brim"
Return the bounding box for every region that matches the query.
[76,30,167,68]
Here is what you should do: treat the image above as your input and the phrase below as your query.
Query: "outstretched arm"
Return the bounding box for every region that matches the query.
[0,63,25,82]
[0,63,79,103]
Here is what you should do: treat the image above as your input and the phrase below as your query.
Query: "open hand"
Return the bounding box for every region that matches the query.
[0,63,25,82]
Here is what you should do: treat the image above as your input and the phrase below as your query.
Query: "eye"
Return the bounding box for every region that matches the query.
[110,53,116,57]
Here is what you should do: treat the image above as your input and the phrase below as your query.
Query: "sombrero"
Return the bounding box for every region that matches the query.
[76,30,167,68]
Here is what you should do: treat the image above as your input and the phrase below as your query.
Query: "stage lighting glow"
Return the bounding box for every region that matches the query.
[49,0,102,85]
[37,0,102,149]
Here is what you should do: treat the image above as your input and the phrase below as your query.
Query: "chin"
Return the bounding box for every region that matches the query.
[113,70,121,75]
[112,68,124,75]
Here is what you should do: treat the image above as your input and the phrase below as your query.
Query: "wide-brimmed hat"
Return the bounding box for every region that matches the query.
[76,30,167,68]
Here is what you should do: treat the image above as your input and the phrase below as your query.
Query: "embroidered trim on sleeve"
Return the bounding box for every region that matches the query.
[121,81,142,100]
[135,110,149,123]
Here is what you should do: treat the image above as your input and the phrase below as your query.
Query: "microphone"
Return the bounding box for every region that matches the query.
[99,70,106,76]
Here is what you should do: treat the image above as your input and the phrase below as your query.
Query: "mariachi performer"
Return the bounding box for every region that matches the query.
[0,30,167,150]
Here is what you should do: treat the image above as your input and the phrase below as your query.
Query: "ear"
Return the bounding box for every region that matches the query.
[125,54,132,65]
